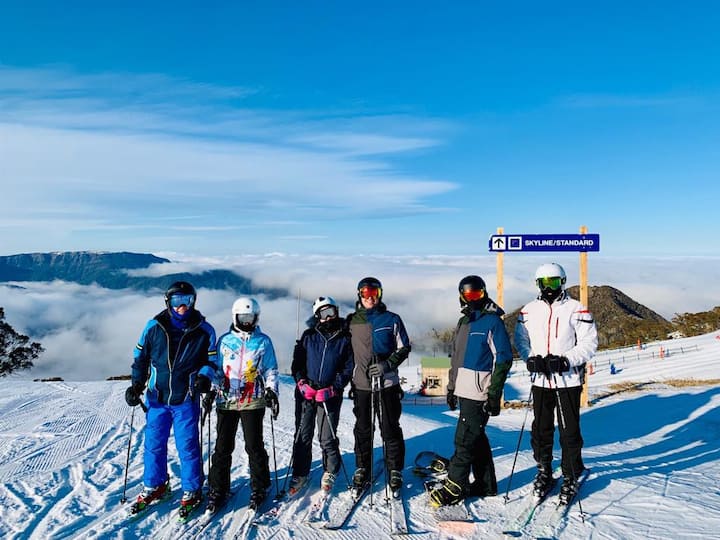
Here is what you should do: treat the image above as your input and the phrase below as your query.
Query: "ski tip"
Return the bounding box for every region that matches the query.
[502,531,523,537]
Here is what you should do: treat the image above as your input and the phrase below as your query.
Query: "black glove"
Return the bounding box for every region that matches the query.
[202,390,216,419]
[193,374,212,395]
[446,390,457,411]
[367,360,389,379]
[526,355,547,373]
[264,388,279,420]
[124,381,144,407]
[484,394,501,416]
[545,354,570,373]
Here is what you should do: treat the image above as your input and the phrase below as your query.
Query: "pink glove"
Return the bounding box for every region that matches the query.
[315,386,336,403]
[297,379,317,401]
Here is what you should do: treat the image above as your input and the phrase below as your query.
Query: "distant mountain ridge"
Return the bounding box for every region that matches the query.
[0,251,287,298]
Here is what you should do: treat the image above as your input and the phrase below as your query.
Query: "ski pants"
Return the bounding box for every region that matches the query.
[531,385,584,478]
[208,407,270,494]
[292,395,343,477]
[353,385,405,472]
[143,397,203,492]
[446,397,497,496]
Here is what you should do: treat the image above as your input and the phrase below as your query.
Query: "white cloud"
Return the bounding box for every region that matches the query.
[3,253,719,381]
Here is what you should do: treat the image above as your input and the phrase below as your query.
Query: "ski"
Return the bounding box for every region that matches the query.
[164,485,244,540]
[531,468,591,539]
[323,459,385,530]
[304,489,334,527]
[250,478,313,528]
[388,487,409,535]
[502,474,559,537]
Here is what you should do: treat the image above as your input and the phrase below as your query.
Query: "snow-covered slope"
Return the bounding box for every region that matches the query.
[1,332,719,539]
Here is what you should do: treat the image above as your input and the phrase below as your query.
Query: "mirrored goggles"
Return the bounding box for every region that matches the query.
[169,293,195,308]
[460,287,485,302]
[235,313,256,324]
[359,285,381,299]
[537,276,564,290]
[317,305,338,320]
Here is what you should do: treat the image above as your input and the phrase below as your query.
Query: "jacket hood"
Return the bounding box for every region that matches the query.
[461,297,505,318]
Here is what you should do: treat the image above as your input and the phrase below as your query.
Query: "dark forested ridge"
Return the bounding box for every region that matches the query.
[0,251,287,298]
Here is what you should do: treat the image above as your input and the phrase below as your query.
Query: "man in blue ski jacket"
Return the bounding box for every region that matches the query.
[125,281,218,518]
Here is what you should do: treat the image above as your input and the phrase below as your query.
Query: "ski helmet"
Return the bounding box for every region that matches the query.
[232,296,260,332]
[534,263,567,303]
[458,275,486,306]
[357,276,382,301]
[164,281,197,311]
[312,296,339,319]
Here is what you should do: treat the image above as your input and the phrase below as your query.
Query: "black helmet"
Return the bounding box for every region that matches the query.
[458,275,486,306]
[357,276,382,301]
[164,281,197,310]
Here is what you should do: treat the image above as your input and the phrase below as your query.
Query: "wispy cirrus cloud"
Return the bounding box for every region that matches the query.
[0,65,458,254]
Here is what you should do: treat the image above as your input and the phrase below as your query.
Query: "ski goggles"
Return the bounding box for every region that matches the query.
[460,286,485,302]
[169,293,195,308]
[317,305,338,320]
[235,313,256,324]
[358,285,382,299]
[537,276,564,290]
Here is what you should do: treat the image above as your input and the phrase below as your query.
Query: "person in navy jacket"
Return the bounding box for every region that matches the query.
[288,296,354,493]
[125,281,217,517]
[430,275,513,507]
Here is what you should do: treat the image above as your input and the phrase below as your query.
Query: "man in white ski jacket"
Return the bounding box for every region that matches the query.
[514,263,597,505]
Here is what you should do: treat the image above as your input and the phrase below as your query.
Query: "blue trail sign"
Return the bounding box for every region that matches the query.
[489,233,600,252]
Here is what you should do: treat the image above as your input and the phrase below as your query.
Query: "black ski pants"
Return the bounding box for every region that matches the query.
[353,385,405,472]
[446,397,497,496]
[531,385,584,478]
[208,407,270,494]
[292,395,343,477]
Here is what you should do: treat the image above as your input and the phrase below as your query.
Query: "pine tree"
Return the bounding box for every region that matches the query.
[0,307,43,376]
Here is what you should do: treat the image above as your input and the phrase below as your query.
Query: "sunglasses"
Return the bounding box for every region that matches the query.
[537,276,564,290]
[359,285,381,299]
[317,305,338,320]
[460,287,485,302]
[169,293,195,308]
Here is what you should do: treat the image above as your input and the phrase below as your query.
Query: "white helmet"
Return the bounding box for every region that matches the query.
[312,296,339,319]
[232,297,260,330]
[534,263,567,289]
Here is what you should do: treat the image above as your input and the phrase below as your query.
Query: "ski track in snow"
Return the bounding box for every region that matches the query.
[0,332,719,539]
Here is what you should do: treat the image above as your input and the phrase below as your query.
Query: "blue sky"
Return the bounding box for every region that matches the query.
[2,2,719,256]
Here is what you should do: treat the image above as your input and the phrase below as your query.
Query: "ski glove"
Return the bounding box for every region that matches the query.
[367,360,389,379]
[545,355,570,373]
[315,386,336,403]
[526,355,546,373]
[202,390,216,420]
[265,388,280,420]
[124,382,144,407]
[446,390,458,411]
[484,394,501,416]
[297,379,317,401]
[193,374,212,396]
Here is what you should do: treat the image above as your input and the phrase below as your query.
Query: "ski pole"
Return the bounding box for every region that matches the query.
[369,374,378,507]
[320,400,351,487]
[551,373,585,522]
[503,373,536,504]
[120,405,137,504]
[374,380,391,504]
[269,405,281,498]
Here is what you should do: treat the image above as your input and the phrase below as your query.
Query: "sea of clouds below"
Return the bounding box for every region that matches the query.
[2,253,719,381]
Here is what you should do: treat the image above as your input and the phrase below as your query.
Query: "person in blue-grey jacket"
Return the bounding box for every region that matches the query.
[125,281,218,519]
[205,296,280,512]
[429,275,513,507]
[288,296,354,494]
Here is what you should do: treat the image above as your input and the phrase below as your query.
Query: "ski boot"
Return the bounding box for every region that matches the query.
[205,488,226,514]
[558,476,578,505]
[389,470,403,493]
[288,475,308,496]
[248,488,267,511]
[532,468,554,500]
[178,490,202,522]
[129,479,171,516]
[320,471,336,492]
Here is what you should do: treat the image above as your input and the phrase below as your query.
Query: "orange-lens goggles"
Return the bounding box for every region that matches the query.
[461,288,485,302]
[359,285,381,299]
